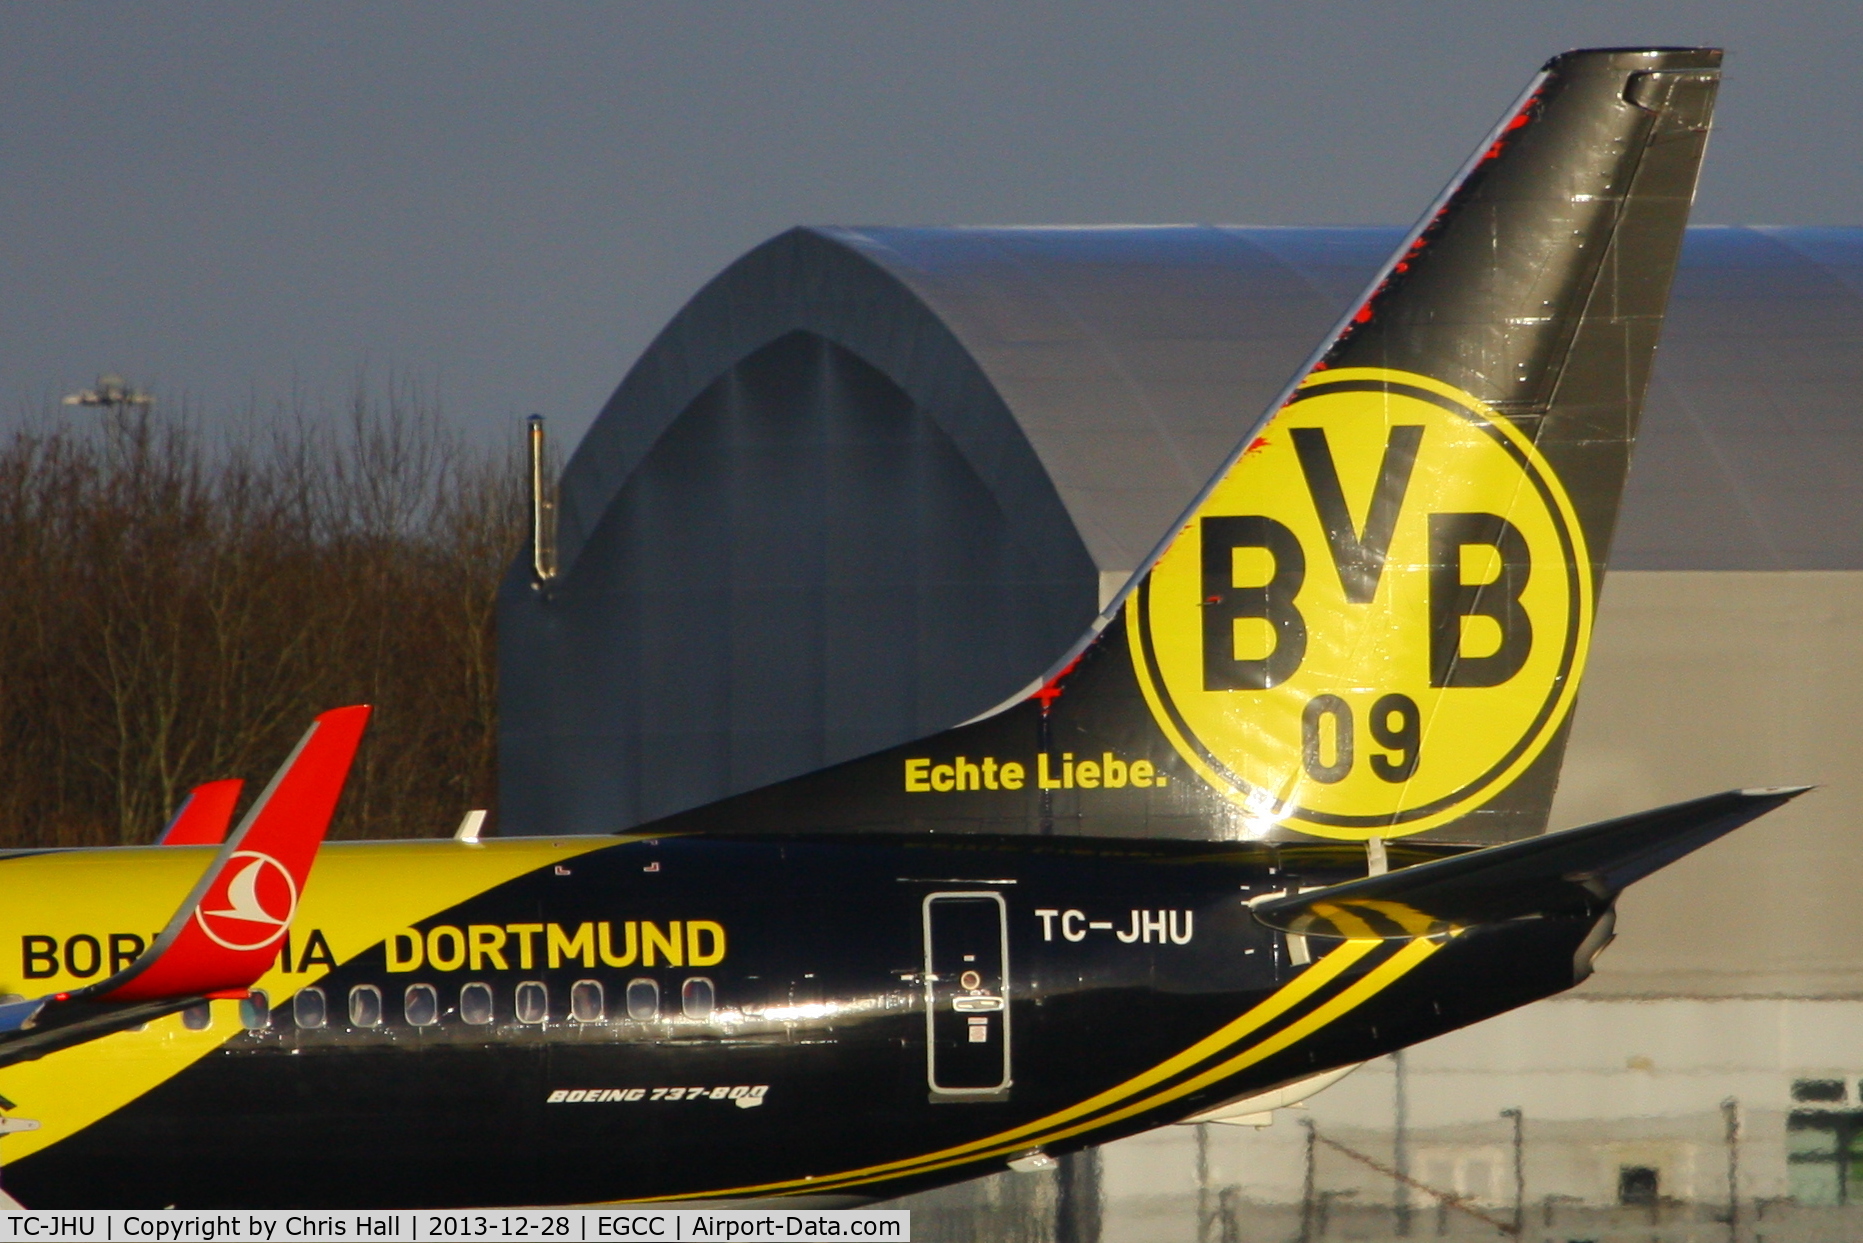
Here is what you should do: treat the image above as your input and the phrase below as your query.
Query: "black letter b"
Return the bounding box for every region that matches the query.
[1429,512,1532,688]
[1202,515,1307,690]
[22,935,57,979]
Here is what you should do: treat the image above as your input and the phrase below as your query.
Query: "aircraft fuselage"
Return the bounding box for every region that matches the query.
[2,834,1598,1207]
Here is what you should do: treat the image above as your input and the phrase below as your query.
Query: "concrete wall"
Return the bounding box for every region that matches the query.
[1090,995,1863,1241]
[1553,571,1863,998]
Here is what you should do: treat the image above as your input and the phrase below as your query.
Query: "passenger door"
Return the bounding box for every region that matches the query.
[923,892,1010,1096]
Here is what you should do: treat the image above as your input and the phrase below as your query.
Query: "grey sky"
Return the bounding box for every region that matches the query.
[4,2,1859,448]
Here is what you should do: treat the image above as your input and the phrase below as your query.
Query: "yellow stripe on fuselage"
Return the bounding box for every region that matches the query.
[730,936,1445,1200]
[802,937,1446,1197]
[0,835,619,1162]
[634,934,1432,1202]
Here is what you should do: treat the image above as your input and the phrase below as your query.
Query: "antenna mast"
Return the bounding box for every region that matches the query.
[528,414,557,586]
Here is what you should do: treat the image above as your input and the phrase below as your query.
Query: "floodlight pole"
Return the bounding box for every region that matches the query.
[1393,1050,1411,1236]
[1500,1107,1524,1237]
[1195,1120,1212,1243]
[61,373,154,415]
[1722,1097,1740,1243]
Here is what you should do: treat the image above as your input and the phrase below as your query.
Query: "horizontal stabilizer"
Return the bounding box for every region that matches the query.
[1250,787,1807,939]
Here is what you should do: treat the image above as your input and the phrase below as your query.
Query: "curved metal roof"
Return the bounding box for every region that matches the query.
[557,224,1863,582]
[823,225,1391,578]
[843,223,1863,574]
[1616,226,1863,569]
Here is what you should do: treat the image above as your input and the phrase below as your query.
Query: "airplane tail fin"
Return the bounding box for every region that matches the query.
[1110,47,1722,842]
[1248,786,1808,939]
[155,779,244,847]
[661,49,1723,847]
[0,706,372,1065]
[104,704,371,1002]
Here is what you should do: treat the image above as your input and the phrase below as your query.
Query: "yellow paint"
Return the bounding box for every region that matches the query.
[1133,367,1592,838]
[0,835,618,1162]
[638,936,1402,1201]
[1307,901,1386,940]
[1307,898,1445,938]
[903,754,1147,793]
[803,936,1448,1197]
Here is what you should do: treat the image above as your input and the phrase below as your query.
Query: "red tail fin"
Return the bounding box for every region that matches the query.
[104,705,371,1003]
[156,779,244,847]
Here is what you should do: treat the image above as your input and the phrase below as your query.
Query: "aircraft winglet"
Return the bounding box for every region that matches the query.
[156,779,244,847]
[0,706,371,1064]
[1249,787,1808,940]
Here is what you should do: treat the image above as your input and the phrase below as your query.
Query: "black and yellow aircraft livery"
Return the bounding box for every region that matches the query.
[0,48,1795,1209]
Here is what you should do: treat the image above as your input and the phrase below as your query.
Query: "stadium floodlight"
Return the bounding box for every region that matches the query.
[62,373,153,411]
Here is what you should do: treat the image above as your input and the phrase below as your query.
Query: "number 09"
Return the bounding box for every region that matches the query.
[1301,693,1420,784]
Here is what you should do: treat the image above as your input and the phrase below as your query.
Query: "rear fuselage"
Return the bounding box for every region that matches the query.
[0,834,1594,1207]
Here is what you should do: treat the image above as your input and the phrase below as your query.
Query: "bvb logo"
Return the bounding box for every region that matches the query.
[1130,368,1593,839]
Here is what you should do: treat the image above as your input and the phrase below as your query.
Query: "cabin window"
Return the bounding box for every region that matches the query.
[181,1001,213,1031]
[515,981,548,1024]
[460,982,495,1025]
[404,983,439,1027]
[571,979,605,1023]
[681,977,715,1020]
[239,989,271,1030]
[625,978,659,1021]
[1796,1079,1848,1103]
[349,984,383,1028]
[293,986,327,1030]
[1618,1166,1659,1207]
[1786,1083,1863,1205]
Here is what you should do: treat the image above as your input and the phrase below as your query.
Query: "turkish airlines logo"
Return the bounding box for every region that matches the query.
[193,851,298,951]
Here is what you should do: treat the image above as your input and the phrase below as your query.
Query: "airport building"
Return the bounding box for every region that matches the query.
[498,225,1863,1240]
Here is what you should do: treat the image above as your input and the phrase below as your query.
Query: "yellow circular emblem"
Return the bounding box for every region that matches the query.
[1130,368,1593,838]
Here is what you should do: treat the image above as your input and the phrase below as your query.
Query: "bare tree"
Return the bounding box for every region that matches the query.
[0,382,523,846]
